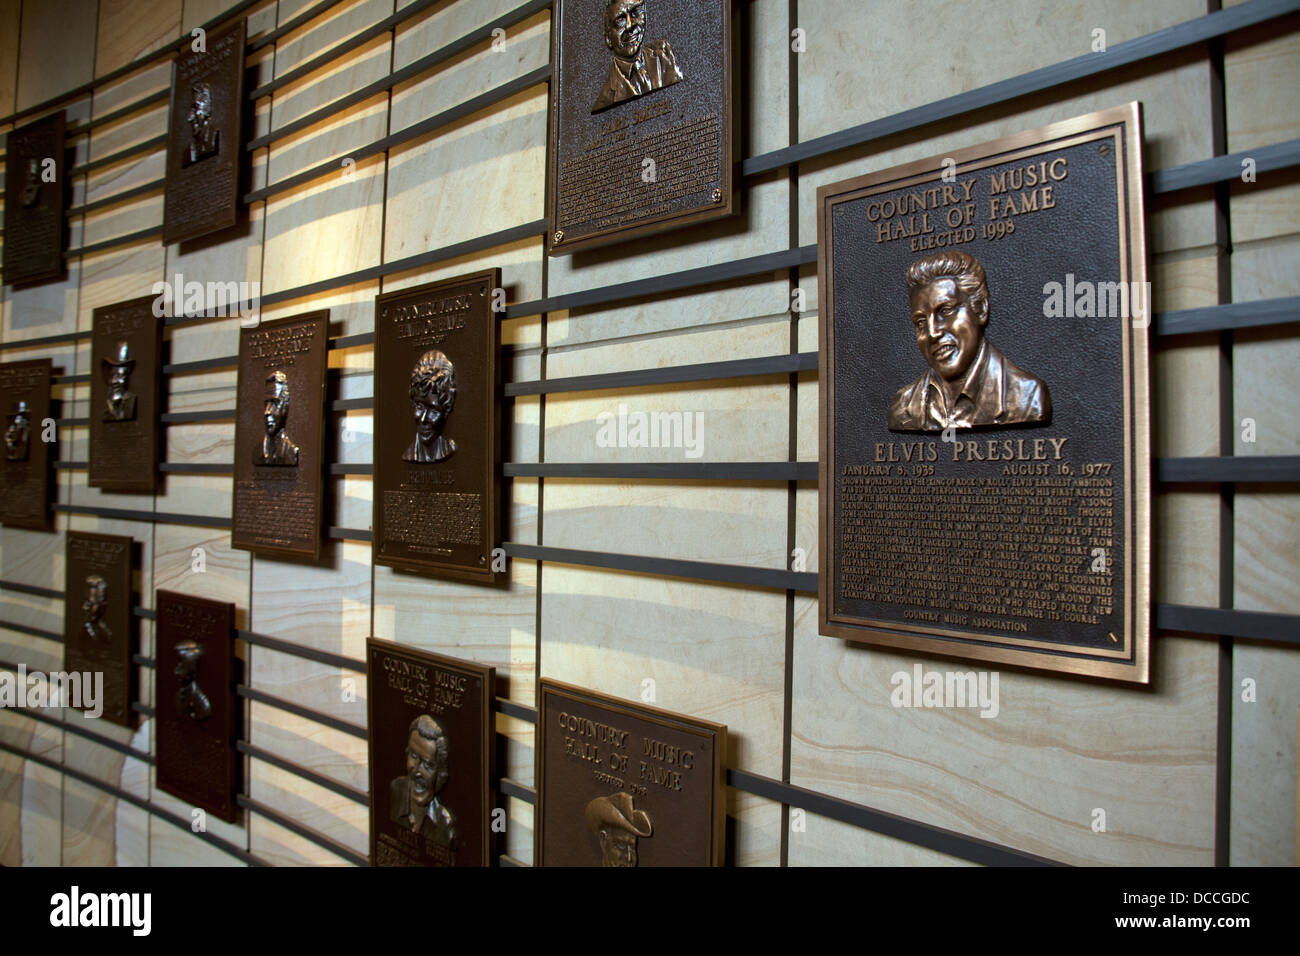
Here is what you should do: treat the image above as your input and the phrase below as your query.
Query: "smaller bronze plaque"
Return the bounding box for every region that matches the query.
[0,358,53,530]
[162,19,246,245]
[548,0,735,255]
[155,590,239,822]
[63,532,136,727]
[231,311,329,561]
[367,638,495,867]
[3,110,67,287]
[536,679,726,867]
[89,296,163,493]
[373,271,501,584]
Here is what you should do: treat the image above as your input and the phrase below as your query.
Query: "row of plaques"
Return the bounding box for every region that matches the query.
[58,530,724,864]
[5,0,735,290]
[6,102,1152,683]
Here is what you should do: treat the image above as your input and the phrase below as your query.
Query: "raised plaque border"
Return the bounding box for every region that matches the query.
[365,637,496,867]
[63,530,137,729]
[546,0,737,257]
[154,589,240,823]
[2,110,68,289]
[816,102,1151,684]
[0,358,54,531]
[89,295,164,493]
[372,269,502,585]
[535,678,727,866]
[230,310,330,562]
[161,18,248,246]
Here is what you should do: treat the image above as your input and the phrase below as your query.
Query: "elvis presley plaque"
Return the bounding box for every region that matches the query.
[536,680,726,866]
[63,532,136,727]
[155,590,239,822]
[367,638,495,867]
[818,103,1151,683]
[373,271,500,584]
[0,358,53,530]
[2,110,67,287]
[162,19,246,245]
[548,0,735,255]
[90,296,163,493]
[231,311,328,560]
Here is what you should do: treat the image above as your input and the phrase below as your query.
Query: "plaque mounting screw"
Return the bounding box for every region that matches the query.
[711,188,723,203]
[553,230,564,244]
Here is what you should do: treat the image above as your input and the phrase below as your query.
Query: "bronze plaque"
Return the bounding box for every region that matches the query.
[231,311,328,561]
[366,638,495,867]
[818,104,1151,682]
[2,110,67,287]
[0,359,53,530]
[373,271,500,584]
[162,19,246,245]
[536,679,726,866]
[548,0,735,255]
[63,532,136,727]
[155,590,239,822]
[89,296,163,493]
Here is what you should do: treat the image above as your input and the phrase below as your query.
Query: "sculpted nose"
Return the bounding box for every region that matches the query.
[926,312,943,339]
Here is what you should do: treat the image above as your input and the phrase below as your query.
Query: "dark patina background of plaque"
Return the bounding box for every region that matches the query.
[231,311,328,561]
[536,679,726,867]
[63,532,136,727]
[818,104,1150,683]
[0,358,53,530]
[548,0,734,255]
[89,296,163,493]
[2,110,67,287]
[373,271,500,583]
[162,19,246,245]
[155,590,239,822]
[366,638,494,867]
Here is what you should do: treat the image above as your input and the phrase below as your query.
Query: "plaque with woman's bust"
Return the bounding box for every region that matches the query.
[155,590,239,822]
[536,680,726,867]
[63,532,136,727]
[89,296,163,493]
[548,0,735,255]
[0,359,53,530]
[373,271,501,584]
[162,19,246,245]
[367,638,495,866]
[230,311,329,560]
[2,110,67,288]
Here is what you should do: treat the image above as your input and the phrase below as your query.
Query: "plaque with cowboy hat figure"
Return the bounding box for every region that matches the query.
[536,680,726,866]
[90,296,163,493]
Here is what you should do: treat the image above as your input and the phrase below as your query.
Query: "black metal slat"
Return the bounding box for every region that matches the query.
[236,629,366,673]
[236,794,367,865]
[728,769,1061,867]
[0,738,262,865]
[237,685,367,739]
[235,741,369,805]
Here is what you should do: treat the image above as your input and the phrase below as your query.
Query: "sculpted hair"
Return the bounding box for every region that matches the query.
[409,350,456,404]
[906,251,989,318]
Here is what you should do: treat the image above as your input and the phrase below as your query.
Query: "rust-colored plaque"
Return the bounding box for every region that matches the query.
[818,104,1151,683]
[155,590,239,822]
[231,311,328,561]
[2,110,67,288]
[548,0,735,255]
[89,296,163,493]
[367,638,495,867]
[0,359,53,530]
[536,680,726,867]
[63,532,136,727]
[373,271,500,584]
[162,19,246,245]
